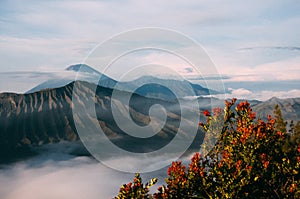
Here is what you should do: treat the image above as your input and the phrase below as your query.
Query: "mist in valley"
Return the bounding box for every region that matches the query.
[0,142,193,199]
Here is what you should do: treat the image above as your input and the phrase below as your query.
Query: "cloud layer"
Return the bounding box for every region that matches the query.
[0,142,173,199]
[0,0,299,87]
[214,88,300,101]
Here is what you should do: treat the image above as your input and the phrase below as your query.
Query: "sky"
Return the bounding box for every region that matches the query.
[0,0,299,98]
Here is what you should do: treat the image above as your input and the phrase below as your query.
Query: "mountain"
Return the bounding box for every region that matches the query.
[26,64,117,93]
[1,80,300,162]
[194,96,300,123]
[26,78,74,94]
[26,64,216,100]
[253,97,300,121]
[66,64,119,89]
[126,76,216,100]
[0,84,77,161]
[0,81,204,162]
[65,63,100,74]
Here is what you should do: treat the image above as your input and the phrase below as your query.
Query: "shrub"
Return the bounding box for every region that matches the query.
[115,173,157,199]
[115,99,300,198]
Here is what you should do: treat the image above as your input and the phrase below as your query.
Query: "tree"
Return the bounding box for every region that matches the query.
[115,99,300,198]
[285,120,300,154]
[114,173,157,199]
[274,104,287,133]
[295,121,300,135]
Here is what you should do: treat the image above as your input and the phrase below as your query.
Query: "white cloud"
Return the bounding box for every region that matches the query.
[229,88,253,96]
[0,69,99,93]
[213,88,300,101]
[0,157,125,199]
[0,36,92,71]
[208,56,300,82]
[0,142,171,199]
[0,0,299,92]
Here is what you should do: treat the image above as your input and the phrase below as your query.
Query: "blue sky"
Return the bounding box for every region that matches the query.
[0,0,299,98]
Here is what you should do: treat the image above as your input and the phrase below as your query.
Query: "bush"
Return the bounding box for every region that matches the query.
[115,99,300,198]
[115,173,157,199]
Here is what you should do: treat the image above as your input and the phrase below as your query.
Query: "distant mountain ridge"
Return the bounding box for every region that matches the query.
[253,97,300,121]
[26,64,216,100]
[26,64,116,93]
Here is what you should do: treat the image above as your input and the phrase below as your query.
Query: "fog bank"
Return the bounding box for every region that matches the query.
[0,142,179,199]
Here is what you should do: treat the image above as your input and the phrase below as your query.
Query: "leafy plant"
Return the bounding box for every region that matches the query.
[115,99,300,198]
[115,173,157,199]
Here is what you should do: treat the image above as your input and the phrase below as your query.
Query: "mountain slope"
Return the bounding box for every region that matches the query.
[3,79,300,162]
[126,76,215,99]
[253,97,300,121]
[0,81,204,161]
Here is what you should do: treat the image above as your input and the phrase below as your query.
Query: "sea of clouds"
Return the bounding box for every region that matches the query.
[0,142,193,199]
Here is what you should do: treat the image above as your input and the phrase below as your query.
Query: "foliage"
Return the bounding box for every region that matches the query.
[284,120,300,154]
[115,99,300,198]
[295,121,300,135]
[274,104,287,133]
[115,173,157,199]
